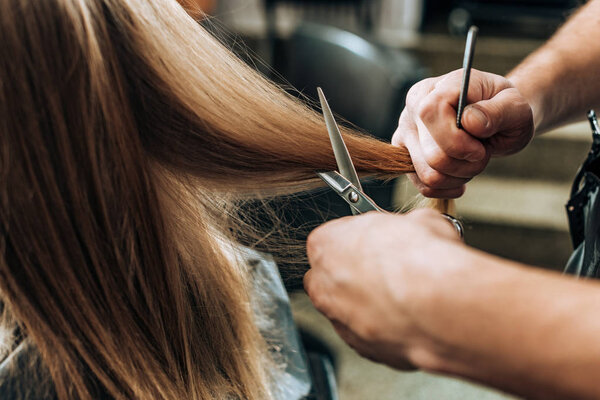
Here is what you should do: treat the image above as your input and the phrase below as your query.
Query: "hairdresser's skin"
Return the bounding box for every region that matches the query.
[305,1,600,399]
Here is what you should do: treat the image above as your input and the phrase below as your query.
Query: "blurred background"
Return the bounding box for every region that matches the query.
[198,1,588,399]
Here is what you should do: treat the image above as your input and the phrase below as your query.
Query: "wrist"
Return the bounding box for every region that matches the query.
[507,72,545,134]
[402,243,485,371]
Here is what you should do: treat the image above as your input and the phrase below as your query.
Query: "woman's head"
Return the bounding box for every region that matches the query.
[0,0,413,398]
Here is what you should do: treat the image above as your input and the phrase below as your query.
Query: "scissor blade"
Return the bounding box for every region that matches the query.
[317,171,383,214]
[317,87,363,192]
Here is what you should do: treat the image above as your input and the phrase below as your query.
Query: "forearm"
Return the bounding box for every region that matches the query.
[417,249,600,399]
[507,0,600,134]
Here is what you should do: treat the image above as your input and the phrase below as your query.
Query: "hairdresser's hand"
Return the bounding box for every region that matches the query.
[304,209,469,370]
[392,69,534,198]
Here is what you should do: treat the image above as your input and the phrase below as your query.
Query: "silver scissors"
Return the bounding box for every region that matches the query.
[315,87,464,239]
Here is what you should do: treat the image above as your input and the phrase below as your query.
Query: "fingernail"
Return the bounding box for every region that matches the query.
[466,107,489,129]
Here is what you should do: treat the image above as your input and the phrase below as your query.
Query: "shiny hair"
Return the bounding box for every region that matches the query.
[0,0,419,398]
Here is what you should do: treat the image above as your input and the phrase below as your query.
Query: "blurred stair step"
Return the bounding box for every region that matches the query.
[462,220,572,271]
[457,176,571,231]
[395,176,572,231]
[394,175,575,269]
[484,122,591,183]
[458,176,575,269]
[410,33,544,76]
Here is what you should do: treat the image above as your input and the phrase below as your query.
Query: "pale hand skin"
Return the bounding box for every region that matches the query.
[305,1,600,398]
[393,0,600,199]
[304,209,462,371]
[305,210,600,400]
[392,69,534,198]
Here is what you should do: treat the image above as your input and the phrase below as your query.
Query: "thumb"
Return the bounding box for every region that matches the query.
[461,87,532,139]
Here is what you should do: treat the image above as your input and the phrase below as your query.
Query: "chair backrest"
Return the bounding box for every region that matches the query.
[278,22,425,140]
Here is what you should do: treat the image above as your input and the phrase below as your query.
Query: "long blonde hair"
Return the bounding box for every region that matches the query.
[0,0,418,398]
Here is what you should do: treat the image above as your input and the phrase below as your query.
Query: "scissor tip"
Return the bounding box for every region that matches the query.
[317,87,330,111]
[317,87,325,100]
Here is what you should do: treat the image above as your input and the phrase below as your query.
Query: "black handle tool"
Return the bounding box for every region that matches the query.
[457,26,479,130]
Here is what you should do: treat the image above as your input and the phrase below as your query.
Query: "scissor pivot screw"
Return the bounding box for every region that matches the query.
[348,191,359,203]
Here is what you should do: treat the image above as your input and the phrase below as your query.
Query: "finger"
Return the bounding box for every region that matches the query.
[416,119,491,179]
[406,173,466,199]
[404,77,438,114]
[332,321,417,370]
[304,268,339,321]
[418,69,515,161]
[461,87,533,139]
[406,208,463,240]
[331,320,362,349]
[331,320,376,360]
[391,107,417,148]
[403,130,470,191]
[303,268,314,296]
[417,88,487,162]
[393,78,439,147]
[306,216,355,266]
[437,68,511,105]
[396,91,482,194]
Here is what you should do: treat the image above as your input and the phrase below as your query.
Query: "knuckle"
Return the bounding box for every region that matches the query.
[416,98,437,123]
[444,136,474,160]
[354,319,379,341]
[398,108,411,126]
[492,72,513,90]
[450,68,464,80]
[409,207,438,221]
[470,159,489,176]
[422,147,451,172]
[306,229,326,261]
[310,291,329,314]
[393,111,413,146]
[419,186,439,197]
[405,84,419,104]
[471,68,486,84]
[418,168,446,188]
[435,70,462,89]
[302,270,313,291]
[405,79,433,110]
[305,230,319,253]
[433,77,449,91]
[450,185,467,198]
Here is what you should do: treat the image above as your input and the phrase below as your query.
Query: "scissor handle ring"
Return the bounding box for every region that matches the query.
[442,213,464,240]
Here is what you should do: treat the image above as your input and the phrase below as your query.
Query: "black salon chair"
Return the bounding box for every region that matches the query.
[278,22,423,141]
[261,0,379,72]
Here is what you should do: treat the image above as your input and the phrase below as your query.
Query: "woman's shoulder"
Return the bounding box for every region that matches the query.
[238,246,313,400]
[0,339,56,399]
